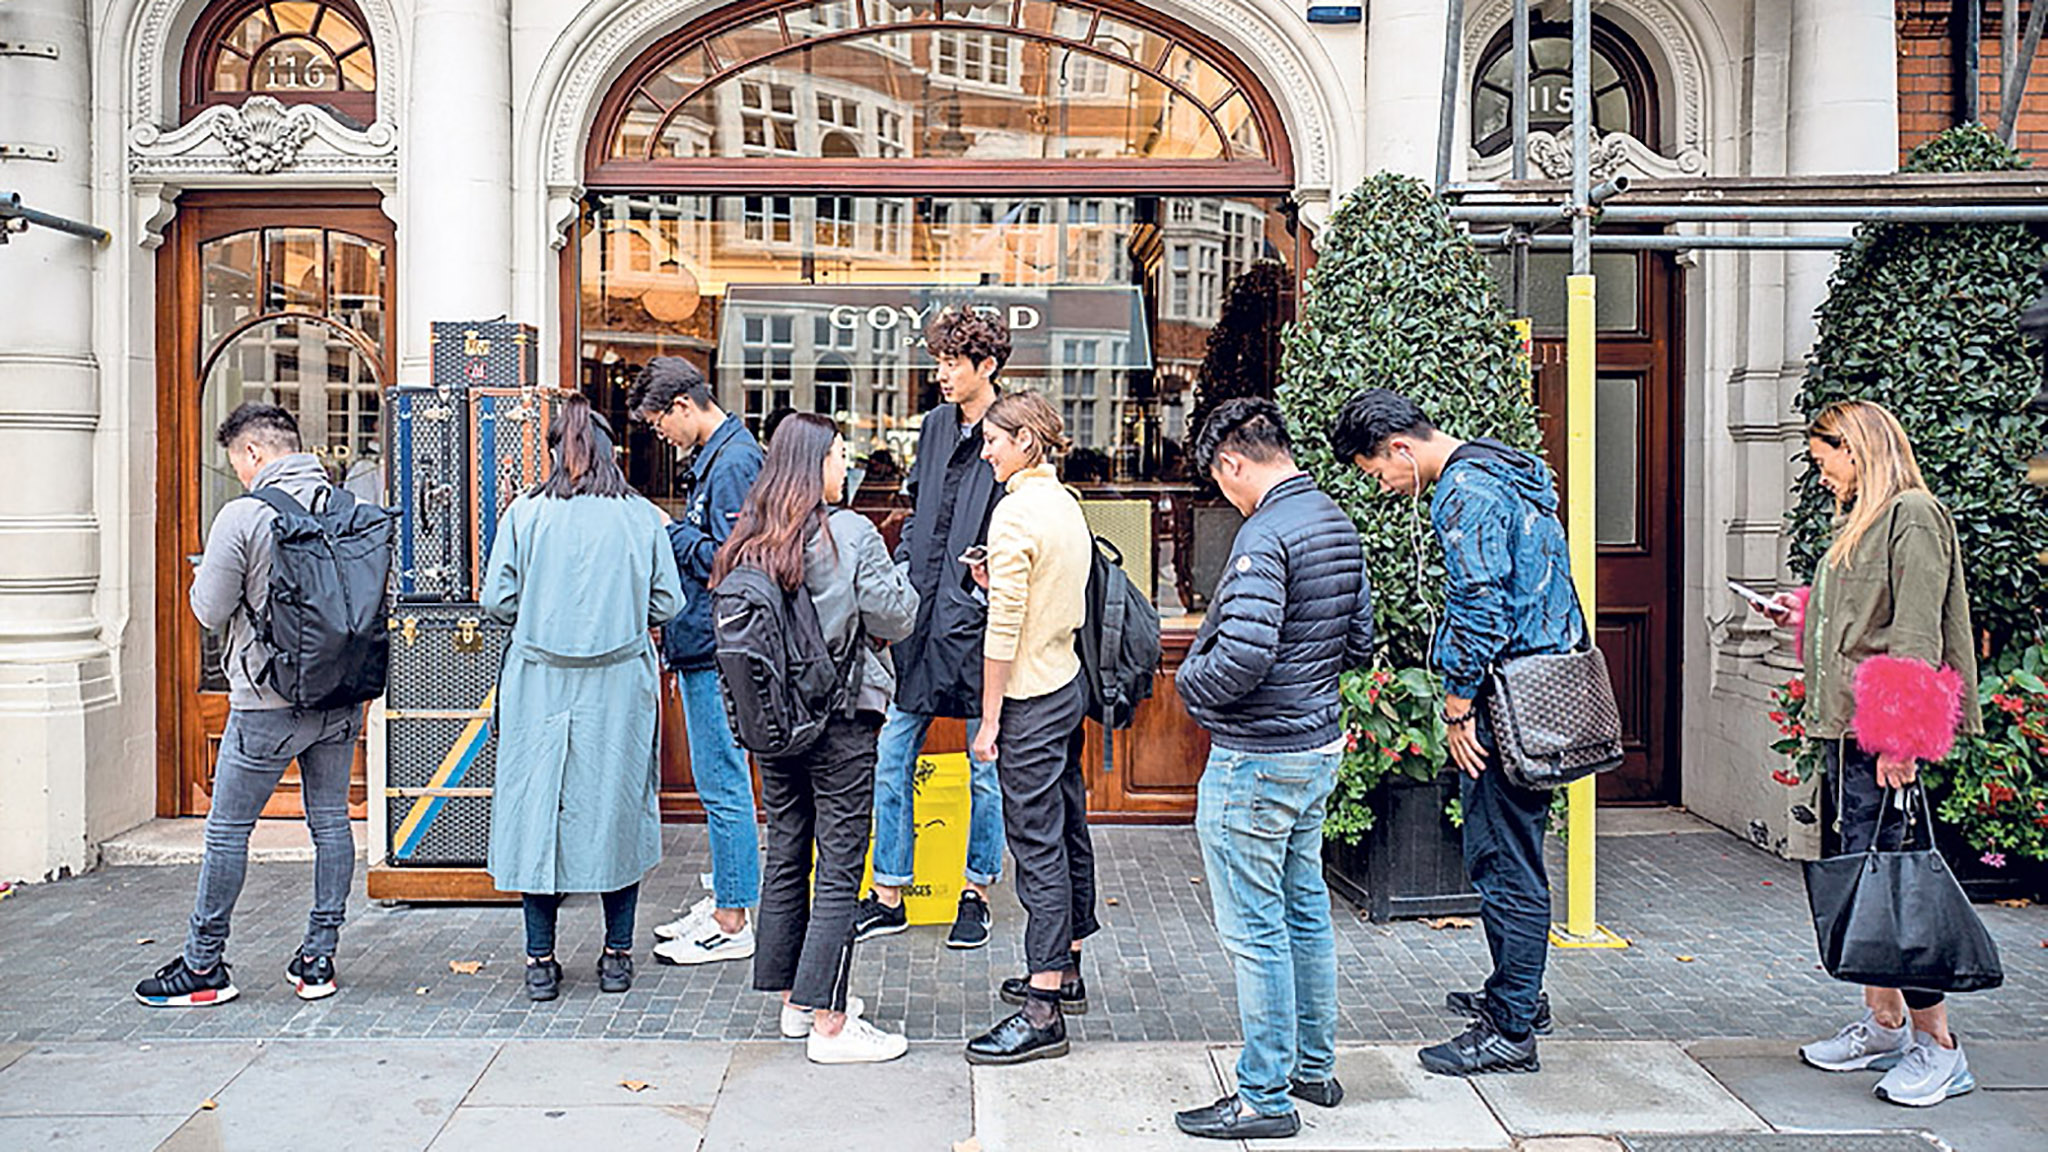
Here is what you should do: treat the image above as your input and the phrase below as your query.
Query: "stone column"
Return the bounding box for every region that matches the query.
[401,0,515,381]
[1362,0,1453,179]
[0,0,111,880]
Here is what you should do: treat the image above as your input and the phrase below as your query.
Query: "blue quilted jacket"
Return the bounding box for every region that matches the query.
[1430,440,1588,699]
[1178,474,1374,752]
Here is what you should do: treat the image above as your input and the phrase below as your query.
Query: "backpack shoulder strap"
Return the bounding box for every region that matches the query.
[244,486,308,521]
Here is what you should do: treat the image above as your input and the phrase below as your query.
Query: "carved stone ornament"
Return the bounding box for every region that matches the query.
[128,97,397,181]
[1477,129,1706,183]
[212,98,314,173]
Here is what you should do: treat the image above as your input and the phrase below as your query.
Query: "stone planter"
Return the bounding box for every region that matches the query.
[1324,771,1480,922]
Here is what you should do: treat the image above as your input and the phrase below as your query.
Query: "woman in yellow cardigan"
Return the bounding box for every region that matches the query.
[961,390,1096,1067]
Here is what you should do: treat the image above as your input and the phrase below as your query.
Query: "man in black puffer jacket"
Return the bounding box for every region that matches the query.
[1173,400,1373,1143]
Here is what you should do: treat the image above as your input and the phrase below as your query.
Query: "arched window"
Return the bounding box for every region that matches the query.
[184,0,378,126]
[1471,17,1655,156]
[589,0,1289,189]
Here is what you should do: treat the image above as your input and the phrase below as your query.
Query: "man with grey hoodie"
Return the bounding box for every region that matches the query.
[135,404,362,1008]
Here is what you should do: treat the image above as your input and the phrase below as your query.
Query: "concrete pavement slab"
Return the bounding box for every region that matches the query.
[971,1041,1225,1152]
[461,1039,732,1107]
[0,1043,30,1074]
[700,1041,970,1152]
[0,1114,192,1149]
[1687,1037,2048,1091]
[201,1040,497,1152]
[1472,1041,1767,1136]
[427,1104,707,1151]
[1208,1044,1511,1151]
[0,1041,260,1116]
[1692,1050,2048,1152]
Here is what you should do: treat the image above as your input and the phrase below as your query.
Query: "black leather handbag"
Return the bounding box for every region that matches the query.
[1803,787,2004,993]
[1484,641,1625,790]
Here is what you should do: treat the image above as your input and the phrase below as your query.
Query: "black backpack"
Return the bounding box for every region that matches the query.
[1075,536,1161,771]
[711,565,859,758]
[246,486,395,710]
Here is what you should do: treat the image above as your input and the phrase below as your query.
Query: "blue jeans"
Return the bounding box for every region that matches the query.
[524,885,640,957]
[870,703,1004,888]
[186,705,360,971]
[1459,717,1552,1037]
[1195,745,1340,1118]
[679,668,760,909]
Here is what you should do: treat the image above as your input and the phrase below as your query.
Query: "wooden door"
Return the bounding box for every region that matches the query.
[156,192,395,818]
[1527,251,1682,803]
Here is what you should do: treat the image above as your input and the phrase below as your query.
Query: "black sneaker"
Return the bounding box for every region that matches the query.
[1445,989,1554,1036]
[598,951,633,994]
[1419,1015,1540,1076]
[998,973,1087,1015]
[134,956,238,1008]
[525,957,562,1002]
[945,890,991,949]
[284,954,337,1001]
[1289,1077,1345,1108]
[852,894,907,942]
[1174,1094,1301,1140]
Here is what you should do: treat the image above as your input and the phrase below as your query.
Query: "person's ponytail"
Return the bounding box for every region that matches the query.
[539,393,631,499]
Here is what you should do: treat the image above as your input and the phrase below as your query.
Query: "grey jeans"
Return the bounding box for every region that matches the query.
[185,705,361,971]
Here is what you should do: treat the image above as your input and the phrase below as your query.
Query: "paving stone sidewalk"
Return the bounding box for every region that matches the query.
[2,811,2044,1150]
[3,815,2043,1046]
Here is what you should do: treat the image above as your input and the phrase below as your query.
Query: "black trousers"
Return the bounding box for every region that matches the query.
[1822,738,1945,1011]
[753,712,880,1012]
[996,674,1100,974]
[1460,709,1553,1036]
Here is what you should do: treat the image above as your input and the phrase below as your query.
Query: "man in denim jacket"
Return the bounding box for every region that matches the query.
[1172,400,1373,1141]
[1333,388,1586,1078]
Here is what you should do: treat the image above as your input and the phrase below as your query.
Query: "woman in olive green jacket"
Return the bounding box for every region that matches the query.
[1763,400,1982,1109]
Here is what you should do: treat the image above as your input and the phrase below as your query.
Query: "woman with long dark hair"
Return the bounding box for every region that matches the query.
[1763,399,1983,1107]
[713,413,919,1063]
[962,391,1097,1067]
[481,394,682,1001]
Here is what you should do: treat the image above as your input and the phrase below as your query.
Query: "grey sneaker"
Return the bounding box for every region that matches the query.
[1874,1033,1975,1107]
[1799,1010,1911,1072]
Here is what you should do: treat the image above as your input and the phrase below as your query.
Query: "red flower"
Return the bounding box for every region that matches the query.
[1772,769,1801,787]
[1786,678,1807,701]
[1408,741,1423,755]
[1344,730,1360,754]
[1984,782,2018,807]
[1366,688,1380,704]
[1371,669,1393,686]
[1768,711,1787,725]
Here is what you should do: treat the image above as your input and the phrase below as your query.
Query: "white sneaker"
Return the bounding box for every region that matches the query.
[653,896,717,942]
[653,920,756,965]
[780,995,867,1038]
[1874,1032,1976,1107]
[1799,1010,1912,1072]
[806,1014,909,1064]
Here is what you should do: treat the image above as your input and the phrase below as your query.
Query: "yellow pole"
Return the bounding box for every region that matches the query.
[1556,274,1622,947]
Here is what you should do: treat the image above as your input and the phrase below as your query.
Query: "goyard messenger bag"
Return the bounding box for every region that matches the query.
[1484,639,1625,790]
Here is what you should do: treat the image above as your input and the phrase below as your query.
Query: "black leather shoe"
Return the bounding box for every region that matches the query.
[1419,1016,1540,1076]
[1174,1095,1301,1140]
[597,951,633,994]
[998,974,1088,1014]
[964,1010,1068,1065]
[525,958,562,1002]
[1289,1077,1345,1108]
[1445,988,1554,1035]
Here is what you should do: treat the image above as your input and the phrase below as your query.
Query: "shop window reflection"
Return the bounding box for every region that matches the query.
[576,192,1299,615]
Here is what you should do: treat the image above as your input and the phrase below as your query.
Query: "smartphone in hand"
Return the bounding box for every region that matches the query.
[958,545,988,567]
[1729,580,1783,617]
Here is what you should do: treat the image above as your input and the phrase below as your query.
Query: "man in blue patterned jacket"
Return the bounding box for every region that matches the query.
[1333,388,1586,1079]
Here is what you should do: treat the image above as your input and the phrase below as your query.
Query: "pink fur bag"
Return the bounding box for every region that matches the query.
[1851,654,1965,763]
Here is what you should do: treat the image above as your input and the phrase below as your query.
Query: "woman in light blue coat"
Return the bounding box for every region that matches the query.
[481,394,682,1002]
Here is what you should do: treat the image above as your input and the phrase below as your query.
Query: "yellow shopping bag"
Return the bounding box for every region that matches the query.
[860,751,973,926]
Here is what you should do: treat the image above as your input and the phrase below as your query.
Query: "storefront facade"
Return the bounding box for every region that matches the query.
[0,0,1931,879]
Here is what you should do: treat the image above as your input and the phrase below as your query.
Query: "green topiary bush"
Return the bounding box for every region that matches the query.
[1278,172,1543,669]
[1790,123,2048,659]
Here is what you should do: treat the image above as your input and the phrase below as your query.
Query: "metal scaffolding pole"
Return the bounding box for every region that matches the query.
[1453,203,2048,225]
[1470,232,1856,251]
[1436,0,1468,192]
[1557,0,1624,951]
[0,192,110,246]
[1510,0,1531,316]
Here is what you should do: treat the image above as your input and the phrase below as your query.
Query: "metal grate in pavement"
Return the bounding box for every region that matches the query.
[1619,1133,1945,1152]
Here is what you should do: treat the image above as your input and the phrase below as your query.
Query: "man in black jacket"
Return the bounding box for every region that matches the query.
[629,357,765,966]
[1173,400,1373,1141]
[853,310,1010,950]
